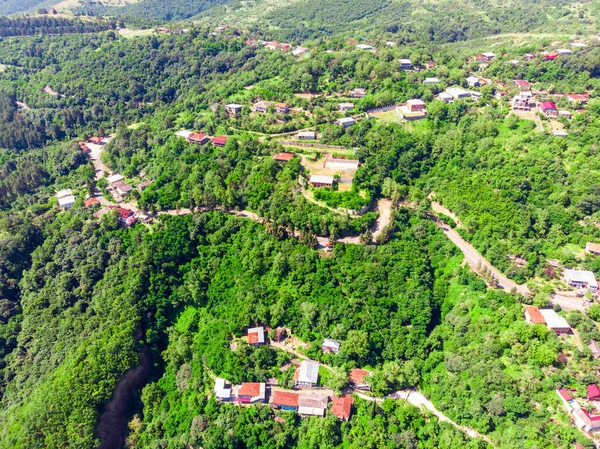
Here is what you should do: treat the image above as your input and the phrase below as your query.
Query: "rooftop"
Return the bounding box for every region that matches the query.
[237,382,263,397]
[349,368,371,385]
[564,269,597,285]
[273,152,295,162]
[524,306,546,324]
[309,175,334,184]
[272,390,299,407]
[248,326,265,344]
[539,309,570,329]
[322,338,341,350]
[332,395,353,420]
[295,360,319,384]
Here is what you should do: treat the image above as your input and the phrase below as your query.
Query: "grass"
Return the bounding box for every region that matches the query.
[118,28,154,39]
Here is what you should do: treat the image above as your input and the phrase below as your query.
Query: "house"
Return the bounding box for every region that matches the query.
[586,242,600,256]
[271,390,299,411]
[470,91,482,101]
[399,59,413,70]
[294,360,319,388]
[137,181,151,193]
[234,382,266,403]
[446,87,471,100]
[292,47,308,56]
[437,92,454,103]
[225,104,243,118]
[398,99,428,120]
[332,395,353,421]
[107,174,124,185]
[539,309,571,335]
[84,197,99,208]
[515,80,530,90]
[557,389,576,411]
[356,44,374,51]
[109,206,137,227]
[275,103,290,114]
[588,384,600,401]
[297,395,329,416]
[187,132,209,145]
[88,136,103,144]
[324,158,360,170]
[253,101,274,113]
[273,327,288,343]
[349,369,371,391]
[564,269,598,292]
[545,52,558,61]
[553,130,568,138]
[337,117,356,127]
[298,131,316,140]
[566,94,589,105]
[558,110,571,119]
[57,189,76,209]
[248,326,265,346]
[589,340,600,359]
[557,48,573,55]
[466,76,480,87]
[512,94,531,111]
[349,88,366,98]
[524,53,536,61]
[338,103,355,112]
[539,101,558,118]
[509,59,520,65]
[386,41,396,47]
[273,152,295,162]
[309,175,334,188]
[322,338,341,354]
[113,180,132,197]
[214,378,232,401]
[175,129,194,139]
[423,77,440,85]
[211,136,229,147]
[495,91,508,100]
[473,52,495,63]
[571,42,588,48]
[573,408,600,431]
[524,306,546,325]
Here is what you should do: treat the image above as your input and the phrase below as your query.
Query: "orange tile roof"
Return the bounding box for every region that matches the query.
[332,395,353,420]
[349,368,370,384]
[272,390,299,407]
[525,306,546,324]
[238,382,261,397]
[273,152,295,162]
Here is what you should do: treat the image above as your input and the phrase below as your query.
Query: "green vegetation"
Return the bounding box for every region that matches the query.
[1,6,600,449]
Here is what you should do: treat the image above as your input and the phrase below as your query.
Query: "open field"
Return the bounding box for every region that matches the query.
[118,28,154,38]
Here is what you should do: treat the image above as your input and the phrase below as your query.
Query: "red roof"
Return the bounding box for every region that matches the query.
[248,331,260,345]
[515,80,530,88]
[275,102,289,109]
[581,408,600,422]
[272,390,299,407]
[558,389,573,401]
[84,198,99,207]
[273,152,295,162]
[588,384,600,400]
[238,382,261,397]
[188,132,208,142]
[349,369,370,385]
[525,306,546,324]
[566,93,589,102]
[89,136,102,144]
[540,101,557,111]
[211,136,228,146]
[332,395,353,420]
[109,206,134,219]
[545,53,558,60]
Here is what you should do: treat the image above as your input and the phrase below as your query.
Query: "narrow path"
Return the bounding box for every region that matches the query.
[372,198,392,239]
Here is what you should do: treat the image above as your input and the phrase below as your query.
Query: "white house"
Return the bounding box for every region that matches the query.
[423,77,440,85]
[298,131,316,140]
[175,130,194,139]
[557,48,573,55]
[294,360,319,388]
[564,269,598,292]
[322,338,341,354]
[446,87,471,100]
[214,378,232,401]
[539,309,571,335]
[337,117,356,127]
[466,76,480,87]
[437,92,454,103]
[356,44,374,51]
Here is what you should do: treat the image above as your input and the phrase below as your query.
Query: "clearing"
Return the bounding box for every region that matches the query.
[118,29,154,39]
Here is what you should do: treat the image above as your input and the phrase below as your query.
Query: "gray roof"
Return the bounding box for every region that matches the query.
[297,360,319,384]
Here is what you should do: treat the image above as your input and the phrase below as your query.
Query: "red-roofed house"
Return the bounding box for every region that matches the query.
[332,395,354,421]
[211,136,229,147]
[545,52,558,61]
[524,306,546,325]
[187,132,209,145]
[247,327,265,346]
[557,388,576,411]
[566,93,589,104]
[234,382,266,403]
[273,152,295,162]
[575,408,600,431]
[588,384,600,400]
[88,136,103,144]
[349,369,371,391]
[540,101,558,118]
[84,197,99,207]
[271,390,299,411]
[275,103,290,114]
[109,206,137,227]
[515,80,530,90]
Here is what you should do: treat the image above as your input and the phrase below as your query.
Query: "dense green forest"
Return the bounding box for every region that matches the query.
[0,16,114,37]
[1,5,600,449]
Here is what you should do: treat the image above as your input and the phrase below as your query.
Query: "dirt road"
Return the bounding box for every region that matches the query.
[372,198,392,239]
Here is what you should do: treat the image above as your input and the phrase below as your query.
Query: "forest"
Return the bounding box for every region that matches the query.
[0,16,114,37]
[0,7,600,449]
